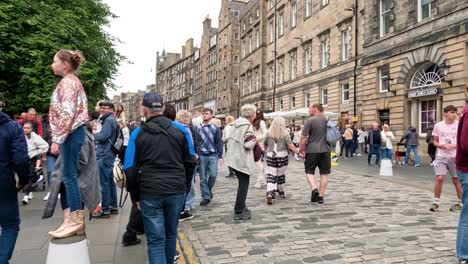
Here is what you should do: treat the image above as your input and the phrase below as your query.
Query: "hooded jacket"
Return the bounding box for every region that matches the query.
[123,115,196,201]
[0,112,30,200]
[401,127,419,146]
[225,117,257,176]
[94,112,117,159]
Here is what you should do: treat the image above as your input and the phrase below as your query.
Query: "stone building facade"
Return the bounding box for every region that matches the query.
[199,17,219,114]
[360,0,468,142]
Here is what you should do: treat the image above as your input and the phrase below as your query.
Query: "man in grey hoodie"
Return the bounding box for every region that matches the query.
[400,126,421,166]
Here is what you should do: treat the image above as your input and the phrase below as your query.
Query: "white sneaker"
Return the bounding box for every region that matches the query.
[35,175,44,183]
[28,192,34,200]
[58,194,61,199]
[43,192,50,201]
[415,164,421,167]
[22,195,29,205]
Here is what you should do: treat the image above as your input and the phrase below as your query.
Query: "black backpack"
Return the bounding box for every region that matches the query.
[110,123,124,155]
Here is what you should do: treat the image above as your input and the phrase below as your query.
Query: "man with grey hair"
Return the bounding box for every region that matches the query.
[367,122,382,166]
[225,104,257,220]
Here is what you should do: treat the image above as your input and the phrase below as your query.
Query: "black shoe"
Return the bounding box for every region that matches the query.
[318,196,324,204]
[110,208,119,215]
[233,208,251,220]
[136,231,145,235]
[277,191,286,199]
[179,210,194,221]
[200,199,211,206]
[311,188,319,202]
[122,232,141,247]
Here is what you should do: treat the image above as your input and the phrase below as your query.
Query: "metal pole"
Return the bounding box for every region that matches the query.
[353,0,358,121]
[272,0,277,112]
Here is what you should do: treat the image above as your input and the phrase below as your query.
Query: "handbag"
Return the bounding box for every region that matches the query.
[253,143,262,162]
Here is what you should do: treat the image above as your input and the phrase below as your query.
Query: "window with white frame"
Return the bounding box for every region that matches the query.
[290,51,297,80]
[341,83,350,103]
[321,37,329,69]
[379,64,390,93]
[269,21,274,43]
[269,65,274,88]
[248,75,252,94]
[256,7,260,17]
[291,96,296,109]
[279,13,285,36]
[305,0,312,18]
[342,30,350,61]
[242,41,246,57]
[321,88,328,105]
[280,98,284,110]
[305,45,312,74]
[322,0,329,7]
[255,71,260,91]
[380,0,391,37]
[418,0,432,21]
[249,36,252,53]
[249,16,252,24]
[256,29,260,48]
[269,0,274,9]
[420,99,437,134]
[305,93,311,107]
[279,60,284,84]
[291,2,297,29]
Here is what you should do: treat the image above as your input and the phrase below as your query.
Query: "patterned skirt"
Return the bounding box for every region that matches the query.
[265,151,289,185]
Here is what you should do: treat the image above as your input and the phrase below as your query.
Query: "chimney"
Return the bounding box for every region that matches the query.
[185,38,194,56]
[182,45,186,58]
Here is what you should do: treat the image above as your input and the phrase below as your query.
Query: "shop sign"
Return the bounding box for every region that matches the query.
[408,87,439,98]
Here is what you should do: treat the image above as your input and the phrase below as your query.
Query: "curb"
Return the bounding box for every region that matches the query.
[177,229,198,264]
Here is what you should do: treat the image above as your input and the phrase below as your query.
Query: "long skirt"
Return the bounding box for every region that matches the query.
[265,151,289,193]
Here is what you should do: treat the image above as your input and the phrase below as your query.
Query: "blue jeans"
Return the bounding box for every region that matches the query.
[381,148,392,160]
[98,156,117,213]
[457,171,468,260]
[184,171,196,210]
[141,195,185,264]
[46,154,58,186]
[368,144,381,165]
[404,145,421,165]
[61,126,85,211]
[0,194,20,263]
[199,155,218,200]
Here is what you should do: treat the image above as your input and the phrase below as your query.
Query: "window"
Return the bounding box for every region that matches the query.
[342,31,350,61]
[279,60,284,84]
[234,32,239,40]
[380,0,391,37]
[269,0,274,9]
[255,71,260,91]
[322,0,329,7]
[256,7,260,17]
[234,55,239,63]
[379,65,390,93]
[248,75,252,93]
[256,29,260,48]
[290,51,297,80]
[234,78,238,85]
[249,16,253,24]
[418,0,432,21]
[305,93,311,108]
[269,21,274,43]
[305,46,312,74]
[279,13,284,36]
[242,41,246,57]
[420,99,436,134]
[249,36,252,53]
[321,88,328,105]
[321,37,329,69]
[269,65,274,88]
[341,83,350,103]
[305,0,312,18]
[291,2,297,29]
[280,98,284,110]
[291,96,296,109]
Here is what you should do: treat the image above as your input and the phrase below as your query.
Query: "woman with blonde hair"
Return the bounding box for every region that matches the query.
[381,124,395,160]
[223,115,236,177]
[264,117,299,205]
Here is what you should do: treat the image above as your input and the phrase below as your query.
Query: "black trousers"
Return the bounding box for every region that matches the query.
[428,143,436,162]
[233,169,250,214]
[126,201,144,235]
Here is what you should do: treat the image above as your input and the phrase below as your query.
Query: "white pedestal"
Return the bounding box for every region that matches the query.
[46,235,90,264]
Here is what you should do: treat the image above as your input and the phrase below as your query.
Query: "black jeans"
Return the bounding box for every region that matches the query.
[126,201,144,235]
[344,140,353,158]
[428,143,436,162]
[233,169,250,214]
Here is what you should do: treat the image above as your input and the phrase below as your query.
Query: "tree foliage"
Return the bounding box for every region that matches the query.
[0,0,124,116]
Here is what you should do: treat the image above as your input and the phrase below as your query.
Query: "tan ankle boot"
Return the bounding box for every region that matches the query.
[48,208,71,237]
[49,210,85,239]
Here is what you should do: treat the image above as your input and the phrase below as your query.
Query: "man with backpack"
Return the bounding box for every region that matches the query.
[93,101,118,218]
[299,103,332,204]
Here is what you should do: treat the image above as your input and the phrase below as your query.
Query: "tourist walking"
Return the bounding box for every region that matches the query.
[264,117,299,205]
[426,124,436,165]
[0,92,31,263]
[225,104,257,220]
[196,108,223,206]
[299,103,331,204]
[400,126,421,166]
[430,105,463,212]
[343,124,354,159]
[455,95,468,264]
[357,127,367,156]
[222,115,236,177]
[123,92,196,263]
[380,124,395,160]
[48,49,89,238]
[253,110,267,188]
[367,123,382,166]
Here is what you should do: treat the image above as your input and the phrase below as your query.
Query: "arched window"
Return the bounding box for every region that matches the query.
[410,63,442,89]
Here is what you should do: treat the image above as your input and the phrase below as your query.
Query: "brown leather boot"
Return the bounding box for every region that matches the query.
[48,208,71,237]
[50,210,85,239]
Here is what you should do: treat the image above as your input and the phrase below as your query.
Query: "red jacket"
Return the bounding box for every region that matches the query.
[18,116,43,137]
[456,105,468,173]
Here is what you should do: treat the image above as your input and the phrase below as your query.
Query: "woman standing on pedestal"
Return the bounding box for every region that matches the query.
[48,49,89,238]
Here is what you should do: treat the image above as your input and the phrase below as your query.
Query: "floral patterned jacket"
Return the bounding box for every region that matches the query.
[49,75,88,144]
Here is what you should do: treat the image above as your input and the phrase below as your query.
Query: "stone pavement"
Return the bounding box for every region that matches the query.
[9,156,462,263]
[180,156,462,263]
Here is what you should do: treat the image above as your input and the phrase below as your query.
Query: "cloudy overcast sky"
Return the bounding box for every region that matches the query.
[103,0,221,98]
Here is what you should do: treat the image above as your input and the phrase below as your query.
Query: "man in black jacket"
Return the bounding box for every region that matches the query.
[123,92,196,264]
[0,93,31,263]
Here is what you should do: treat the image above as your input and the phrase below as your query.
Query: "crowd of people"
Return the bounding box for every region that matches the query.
[0,49,467,264]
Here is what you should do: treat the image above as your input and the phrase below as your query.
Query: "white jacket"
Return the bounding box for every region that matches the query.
[381,131,396,150]
[225,117,257,176]
[26,132,49,158]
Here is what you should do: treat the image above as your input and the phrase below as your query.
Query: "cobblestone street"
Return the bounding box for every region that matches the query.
[180,157,461,263]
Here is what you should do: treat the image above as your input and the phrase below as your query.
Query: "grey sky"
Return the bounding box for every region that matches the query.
[103,0,221,98]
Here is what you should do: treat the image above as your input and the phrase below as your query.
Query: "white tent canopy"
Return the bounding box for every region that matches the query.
[264,108,339,119]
